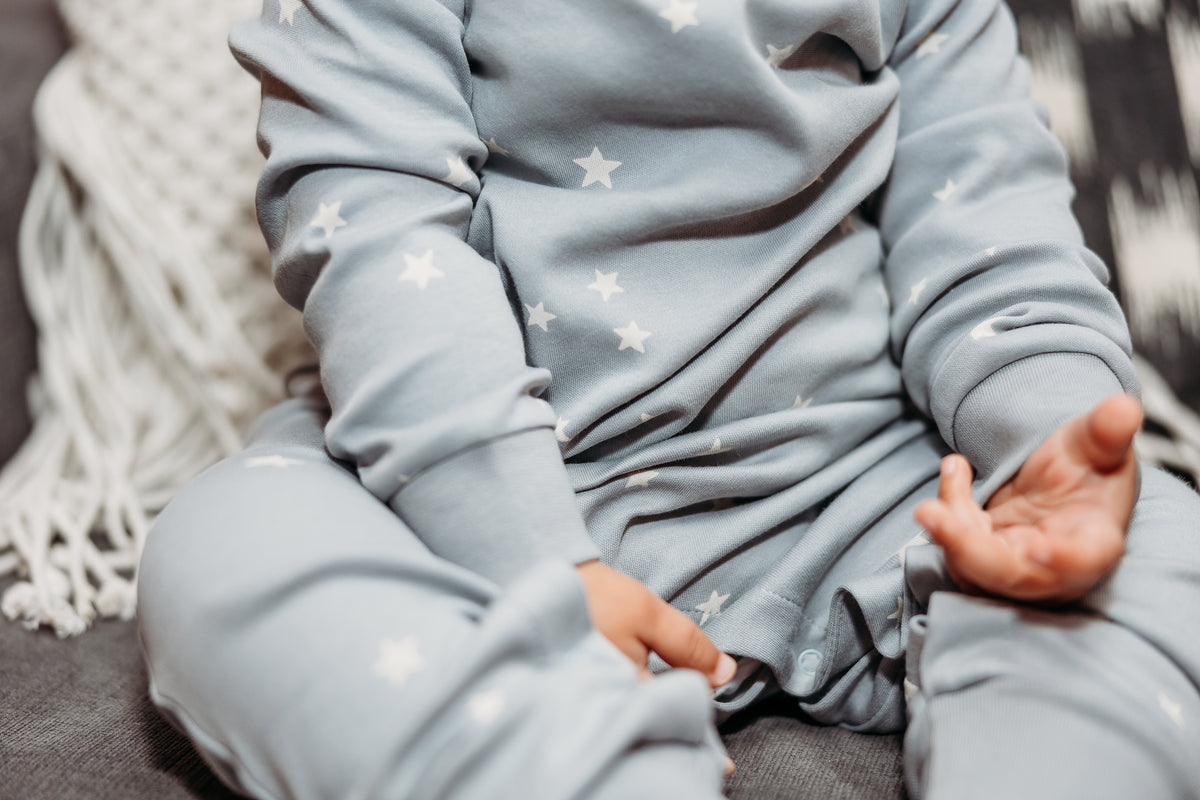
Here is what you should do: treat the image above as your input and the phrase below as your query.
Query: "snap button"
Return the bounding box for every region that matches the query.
[797,649,823,676]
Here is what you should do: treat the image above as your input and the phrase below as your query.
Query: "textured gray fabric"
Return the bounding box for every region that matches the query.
[721,697,905,799]
[0,592,240,800]
[0,0,63,466]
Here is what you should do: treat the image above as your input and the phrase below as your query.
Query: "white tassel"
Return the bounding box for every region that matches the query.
[0,0,312,634]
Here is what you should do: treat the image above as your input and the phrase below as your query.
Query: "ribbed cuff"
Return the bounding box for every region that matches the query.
[390,427,600,586]
[952,352,1127,489]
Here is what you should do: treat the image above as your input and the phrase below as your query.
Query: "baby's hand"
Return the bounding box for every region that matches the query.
[576,560,738,687]
[914,394,1142,603]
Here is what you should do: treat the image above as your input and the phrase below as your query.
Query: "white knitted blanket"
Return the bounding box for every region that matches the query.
[0,0,311,636]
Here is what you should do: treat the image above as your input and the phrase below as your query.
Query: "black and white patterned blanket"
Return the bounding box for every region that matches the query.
[1009,0,1200,484]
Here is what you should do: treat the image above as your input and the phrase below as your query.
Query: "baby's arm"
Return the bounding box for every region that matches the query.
[874,0,1141,582]
[229,0,731,684]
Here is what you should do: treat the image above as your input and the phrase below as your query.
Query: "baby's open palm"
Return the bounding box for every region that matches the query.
[915,394,1142,603]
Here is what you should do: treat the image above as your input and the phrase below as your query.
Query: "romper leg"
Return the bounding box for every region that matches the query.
[137,397,727,800]
[904,466,1200,799]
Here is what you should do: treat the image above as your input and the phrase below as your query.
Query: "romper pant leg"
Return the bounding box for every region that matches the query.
[903,466,1200,799]
[137,397,727,800]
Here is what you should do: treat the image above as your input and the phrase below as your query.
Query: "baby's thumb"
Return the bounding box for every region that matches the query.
[1070,394,1142,471]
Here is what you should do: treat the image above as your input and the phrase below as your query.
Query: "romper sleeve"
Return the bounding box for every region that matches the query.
[228,0,599,585]
[874,0,1139,488]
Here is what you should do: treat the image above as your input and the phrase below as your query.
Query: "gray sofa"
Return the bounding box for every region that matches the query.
[4,0,1197,797]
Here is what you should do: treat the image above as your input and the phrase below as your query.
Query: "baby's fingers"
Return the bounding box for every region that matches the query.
[643,602,738,688]
[936,454,975,504]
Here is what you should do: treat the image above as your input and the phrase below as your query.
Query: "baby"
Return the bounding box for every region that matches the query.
[136,0,1200,798]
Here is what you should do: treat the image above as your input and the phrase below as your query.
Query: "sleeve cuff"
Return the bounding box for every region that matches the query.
[389,427,600,586]
[952,352,1130,492]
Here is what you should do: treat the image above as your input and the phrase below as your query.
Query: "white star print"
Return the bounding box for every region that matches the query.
[659,0,699,33]
[399,250,445,290]
[970,317,1000,340]
[903,677,920,705]
[245,454,304,469]
[985,246,998,257]
[640,411,662,423]
[933,179,957,202]
[695,590,730,625]
[916,32,949,58]
[897,532,931,568]
[554,417,571,443]
[468,689,506,725]
[887,595,903,628]
[444,156,474,188]
[278,0,301,25]
[697,437,733,456]
[310,201,346,239]
[1159,692,1185,729]
[908,277,928,305]
[482,137,509,156]
[791,395,813,410]
[625,470,660,489]
[574,147,622,188]
[766,43,797,68]
[373,636,424,687]
[614,321,652,353]
[525,301,557,331]
[587,270,625,301]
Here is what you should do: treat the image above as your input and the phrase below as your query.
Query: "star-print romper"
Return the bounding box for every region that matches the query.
[137,0,1200,797]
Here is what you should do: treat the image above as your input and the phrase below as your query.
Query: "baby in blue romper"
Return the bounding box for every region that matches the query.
[136,0,1200,798]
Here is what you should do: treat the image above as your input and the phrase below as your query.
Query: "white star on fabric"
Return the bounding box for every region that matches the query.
[695,590,730,625]
[908,277,928,305]
[766,43,797,68]
[614,321,652,353]
[625,470,660,489]
[887,595,903,628]
[468,689,507,725]
[554,417,571,443]
[916,32,949,58]
[525,301,557,331]
[587,269,625,301]
[698,437,733,456]
[903,677,920,705]
[373,636,424,687]
[444,157,474,188]
[278,0,302,25]
[310,201,346,239]
[970,317,1000,340]
[245,454,304,469]
[640,411,662,423]
[791,395,813,410]
[933,179,957,202]
[482,137,509,156]
[985,246,998,257]
[399,250,445,290]
[897,532,931,568]
[574,147,622,188]
[659,0,699,33]
[1159,692,1185,729]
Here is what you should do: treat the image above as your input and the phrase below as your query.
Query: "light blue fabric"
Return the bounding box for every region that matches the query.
[135,1,1200,798]
[227,0,1136,597]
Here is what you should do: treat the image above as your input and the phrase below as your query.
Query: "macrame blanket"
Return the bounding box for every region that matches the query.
[0,0,311,636]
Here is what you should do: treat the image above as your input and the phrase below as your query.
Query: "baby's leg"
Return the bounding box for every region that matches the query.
[137,397,727,800]
[904,467,1200,799]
